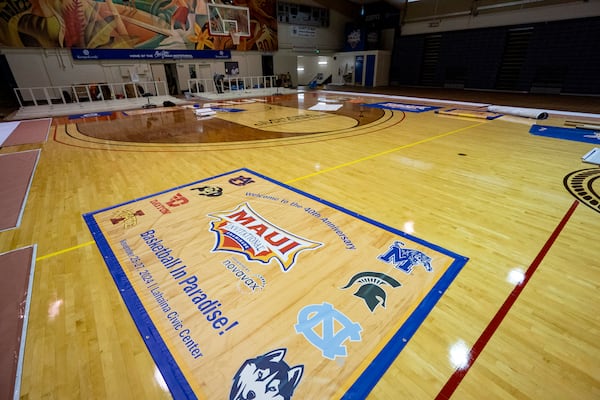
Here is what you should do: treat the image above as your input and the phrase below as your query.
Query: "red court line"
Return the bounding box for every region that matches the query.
[436,200,580,400]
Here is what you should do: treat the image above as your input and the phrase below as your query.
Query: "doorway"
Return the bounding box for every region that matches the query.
[0,55,19,110]
[262,55,274,76]
[164,63,179,95]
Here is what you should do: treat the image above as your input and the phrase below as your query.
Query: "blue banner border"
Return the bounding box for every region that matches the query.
[72,48,231,61]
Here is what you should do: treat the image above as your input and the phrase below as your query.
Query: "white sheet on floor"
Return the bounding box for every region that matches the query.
[0,121,20,146]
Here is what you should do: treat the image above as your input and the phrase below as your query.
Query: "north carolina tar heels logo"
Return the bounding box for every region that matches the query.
[341,271,401,313]
[208,203,322,272]
[378,241,433,274]
[295,302,362,360]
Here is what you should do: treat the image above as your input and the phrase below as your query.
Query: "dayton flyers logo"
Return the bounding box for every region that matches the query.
[208,203,322,272]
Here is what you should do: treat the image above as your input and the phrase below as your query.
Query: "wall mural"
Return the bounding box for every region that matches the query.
[0,0,277,51]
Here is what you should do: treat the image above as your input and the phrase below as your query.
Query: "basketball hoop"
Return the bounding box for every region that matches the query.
[230,30,241,46]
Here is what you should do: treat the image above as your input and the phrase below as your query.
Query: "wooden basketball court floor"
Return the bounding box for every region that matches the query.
[1,87,599,399]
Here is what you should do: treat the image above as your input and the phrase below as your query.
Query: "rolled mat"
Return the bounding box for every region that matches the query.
[487,105,549,119]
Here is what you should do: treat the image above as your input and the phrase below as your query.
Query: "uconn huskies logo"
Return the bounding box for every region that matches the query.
[230,348,303,400]
[378,241,433,274]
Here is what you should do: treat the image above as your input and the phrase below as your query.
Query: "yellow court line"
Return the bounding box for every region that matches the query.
[285,121,486,184]
[36,120,485,261]
[36,240,95,261]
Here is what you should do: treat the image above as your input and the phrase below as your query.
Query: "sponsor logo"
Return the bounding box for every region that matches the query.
[341,271,401,313]
[208,203,322,272]
[222,257,267,294]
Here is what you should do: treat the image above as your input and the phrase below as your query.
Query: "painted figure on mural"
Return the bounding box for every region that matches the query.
[122,0,137,15]
[160,0,194,32]
[0,0,68,47]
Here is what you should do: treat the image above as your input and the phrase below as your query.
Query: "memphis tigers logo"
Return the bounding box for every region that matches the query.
[378,240,433,274]
[208,203,322,272]
[230,348,303,400]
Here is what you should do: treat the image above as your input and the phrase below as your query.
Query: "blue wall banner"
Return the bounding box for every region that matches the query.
[71,48,231,61]
[344,25,365,52]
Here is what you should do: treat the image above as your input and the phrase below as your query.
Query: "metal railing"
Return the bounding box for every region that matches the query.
[187,75,278,96]
[13,80,169,108]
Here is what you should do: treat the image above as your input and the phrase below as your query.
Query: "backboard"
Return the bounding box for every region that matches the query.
[208,4,251,37]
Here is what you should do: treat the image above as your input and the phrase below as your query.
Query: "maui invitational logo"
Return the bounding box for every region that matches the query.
[208,203,322,272]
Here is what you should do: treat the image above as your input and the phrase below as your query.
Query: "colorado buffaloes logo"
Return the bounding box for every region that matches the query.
[208,203,322,272]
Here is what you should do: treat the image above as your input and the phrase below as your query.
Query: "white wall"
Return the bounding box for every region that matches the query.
[1,46,270,94]
[375,51,391,87]
[276,0,352,53]
[331,51,391,87]
[273,54,299,87]
[5,49,51,89]
[5,48,108,88]
[296,55,335,86]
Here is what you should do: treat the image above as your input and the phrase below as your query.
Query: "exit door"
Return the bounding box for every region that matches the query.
[164,63,179,95]
[0,55,18,108]
[354,55,364,85]
[365,54,375,87]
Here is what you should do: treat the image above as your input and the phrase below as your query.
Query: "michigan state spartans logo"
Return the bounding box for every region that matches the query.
[341,271,401,313]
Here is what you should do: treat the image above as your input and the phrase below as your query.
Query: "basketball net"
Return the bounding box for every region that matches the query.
[230,30,241,46]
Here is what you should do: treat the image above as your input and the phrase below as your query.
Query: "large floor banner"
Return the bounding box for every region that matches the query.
[84,169,468,399]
